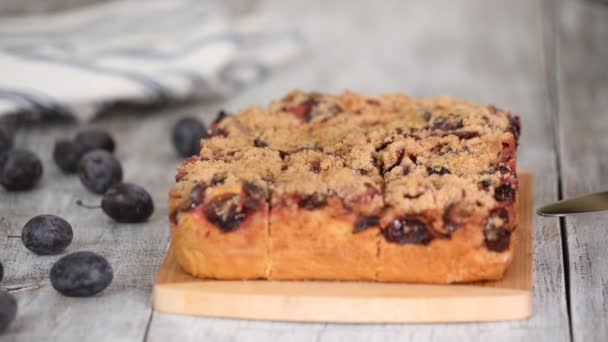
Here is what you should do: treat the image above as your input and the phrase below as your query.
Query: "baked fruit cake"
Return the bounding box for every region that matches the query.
[169,90,521,284]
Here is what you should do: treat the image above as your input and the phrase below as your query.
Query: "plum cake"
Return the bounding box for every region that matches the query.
[169,90,521,283]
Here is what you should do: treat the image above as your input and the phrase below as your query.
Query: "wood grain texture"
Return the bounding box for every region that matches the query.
[153,174,532,323]
[554,0,608,341]
[0,0,572,340]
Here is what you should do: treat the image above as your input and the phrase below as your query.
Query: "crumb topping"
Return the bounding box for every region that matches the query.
[172,90,519,245]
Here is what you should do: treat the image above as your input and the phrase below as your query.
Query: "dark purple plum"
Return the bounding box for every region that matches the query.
[50,251,113,297]
[0,149,43,191]
[21,214,73,255]
[53,139,85,174]
[77,149,122,194]
[101,183,154,223]
[74,129,115,153]
[172,117,207,157]
[53,129,115,174]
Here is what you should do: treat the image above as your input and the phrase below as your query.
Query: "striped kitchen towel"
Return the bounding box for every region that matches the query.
[0,0,302,122]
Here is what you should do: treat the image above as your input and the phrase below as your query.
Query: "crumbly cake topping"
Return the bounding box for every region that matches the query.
[172,90,520,251]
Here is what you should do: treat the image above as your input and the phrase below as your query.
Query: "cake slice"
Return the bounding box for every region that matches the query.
[373,98,519,282]
[169,148,281,279]
[268,149,383,280]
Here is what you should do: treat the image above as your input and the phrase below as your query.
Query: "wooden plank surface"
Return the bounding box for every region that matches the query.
[152,174,532,323]
[0,0,572,341]
[553,1,608,341]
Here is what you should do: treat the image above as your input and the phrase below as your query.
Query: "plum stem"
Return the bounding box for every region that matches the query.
[7,235,20,239]
[6,282,44,293]
[76,200,100,209]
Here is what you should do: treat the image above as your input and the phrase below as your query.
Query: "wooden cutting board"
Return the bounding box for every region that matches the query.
[153,172,533,323]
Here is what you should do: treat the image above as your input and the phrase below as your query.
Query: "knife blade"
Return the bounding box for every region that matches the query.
[537,192,608,216]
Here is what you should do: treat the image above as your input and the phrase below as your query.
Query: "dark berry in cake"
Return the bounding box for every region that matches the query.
[0,149,43,191]
[443,203,469,232]
[210,173,227,186]
[383,216,432,245]
[101,183,154,223]
[74,129,115,153]
[354,216,379,233]
[478,179,492,190]
[53,139,84,173]
[430,114,463,131]
[243,181,268,200]
[485,227,511,252]
[50,251,113,297]
[78,149,123,194]
[298,193,327,210]
[509,114,522,144]
[0,289,17,334]
[484,208,511,252]
[21,214,73,255]
[309,160,321,173]
[204,194,246,232]
[494,183,515,201]
[189,183,206,208]
[293,98,319,122]
[427,165,451,175]
[450,131,480,140]
[172,117,208,157]
[253,137,268,147]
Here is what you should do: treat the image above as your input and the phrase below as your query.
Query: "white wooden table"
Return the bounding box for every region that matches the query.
[1,0,606,340]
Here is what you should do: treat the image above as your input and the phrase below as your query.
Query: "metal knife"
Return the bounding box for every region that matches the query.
[537,192,608,216]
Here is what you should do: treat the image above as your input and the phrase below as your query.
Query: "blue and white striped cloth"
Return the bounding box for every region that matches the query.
[0,0,302,121]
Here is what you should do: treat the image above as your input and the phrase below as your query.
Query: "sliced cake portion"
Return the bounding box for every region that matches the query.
[169,148,282,279]
[374,99,520,283]
[268,149,383,280]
